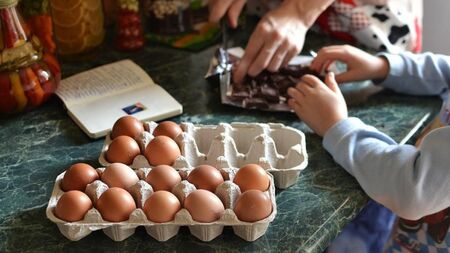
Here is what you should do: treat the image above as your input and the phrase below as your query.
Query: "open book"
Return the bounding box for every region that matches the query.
[56,60,183,138]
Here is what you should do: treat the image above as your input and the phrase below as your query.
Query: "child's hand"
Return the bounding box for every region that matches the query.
[287,72,348,136]
[310,45,390,83]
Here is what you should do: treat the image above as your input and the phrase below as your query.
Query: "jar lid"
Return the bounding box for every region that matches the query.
[0,0,18,8]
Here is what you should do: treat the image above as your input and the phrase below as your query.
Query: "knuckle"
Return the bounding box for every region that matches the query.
[272,30,283,40]
[268,64,279,72]
[258,23,271,34]
[318,47,328,55]
[262,47,274,55]
[289,38,299,48]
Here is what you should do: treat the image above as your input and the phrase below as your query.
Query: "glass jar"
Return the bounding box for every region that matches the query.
[143,0,191,35]
[0,0,60,114]
[49,0,105,56]
[19,0,56,54]
[142,0,220,50]
[116,0,144,50]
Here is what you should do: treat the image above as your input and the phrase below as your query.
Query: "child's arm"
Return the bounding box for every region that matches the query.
[323,117,450,220]
[287,73,450,220]
[310,45,450,97]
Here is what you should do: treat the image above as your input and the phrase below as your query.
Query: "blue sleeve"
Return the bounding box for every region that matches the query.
[378,52,450,97]
[323,118,450,220]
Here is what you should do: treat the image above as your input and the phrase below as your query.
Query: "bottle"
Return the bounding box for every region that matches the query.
[49,0,105,56]
[0,0,60,114]
[116,0,144,50]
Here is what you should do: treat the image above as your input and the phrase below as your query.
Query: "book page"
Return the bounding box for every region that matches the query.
[68,85,182,138]
[56,59,155,105]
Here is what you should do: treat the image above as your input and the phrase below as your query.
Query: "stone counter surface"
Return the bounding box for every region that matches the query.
[0,33,441,253]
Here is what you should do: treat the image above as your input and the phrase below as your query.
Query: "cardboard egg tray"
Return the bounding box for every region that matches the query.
[46,168,277,242]
[99,122,308,189]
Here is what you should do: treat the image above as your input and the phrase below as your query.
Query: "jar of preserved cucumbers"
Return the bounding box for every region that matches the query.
[0,0,60,114]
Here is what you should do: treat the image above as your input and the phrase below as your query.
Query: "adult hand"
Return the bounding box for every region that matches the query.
[208,0,246,28]
[287,73,348,137]
[233,3,308,83]
[310,45,390,84]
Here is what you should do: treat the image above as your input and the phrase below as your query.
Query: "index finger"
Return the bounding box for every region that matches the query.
[310,48,351,72]
[233,29,265,83]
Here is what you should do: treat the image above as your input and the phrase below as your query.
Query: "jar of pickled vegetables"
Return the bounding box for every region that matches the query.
[116,0,144,50]
[50,0,105,56]
[19,0,56,54]
[0,0,61,114]
[143,0,192,35]
[142,0,219,50]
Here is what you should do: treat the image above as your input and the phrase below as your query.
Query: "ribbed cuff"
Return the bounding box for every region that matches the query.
[374,53,407,91]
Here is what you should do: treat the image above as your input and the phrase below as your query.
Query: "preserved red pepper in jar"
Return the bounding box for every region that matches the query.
[0,0,60,114]
[116,0,144,50]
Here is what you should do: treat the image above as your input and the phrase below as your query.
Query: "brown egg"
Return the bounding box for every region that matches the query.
[111,116,144,139]
[234,164,270,192]
[234,190,272,222]
[54,190,93,222]
[146,165,181,191]
[61,163,98,191]
[106,136,141,165]
[187,165,224,192]
[184,189,225,223]
[101,163,139,190]
[96,187,136,222]
[153,121,183,139]
[143,191,181,223]
[144,136,181,166]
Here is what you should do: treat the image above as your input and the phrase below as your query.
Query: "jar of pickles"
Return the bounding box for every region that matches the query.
[0,0,60,114]
[19,0,56,54]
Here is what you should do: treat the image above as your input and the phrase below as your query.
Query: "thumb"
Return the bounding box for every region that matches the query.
[325,72,339,92]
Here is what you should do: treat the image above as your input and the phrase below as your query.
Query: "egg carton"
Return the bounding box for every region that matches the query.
[46,167,277,242]
[99,122,308,189]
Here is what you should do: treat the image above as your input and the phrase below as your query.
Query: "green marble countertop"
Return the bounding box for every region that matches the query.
[0,29,442,252]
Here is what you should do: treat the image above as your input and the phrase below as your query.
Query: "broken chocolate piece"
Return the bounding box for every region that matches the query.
[229,64,324,110]
[260,84,280,103]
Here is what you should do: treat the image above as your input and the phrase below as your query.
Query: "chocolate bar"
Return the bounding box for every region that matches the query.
[230,65,323,109]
